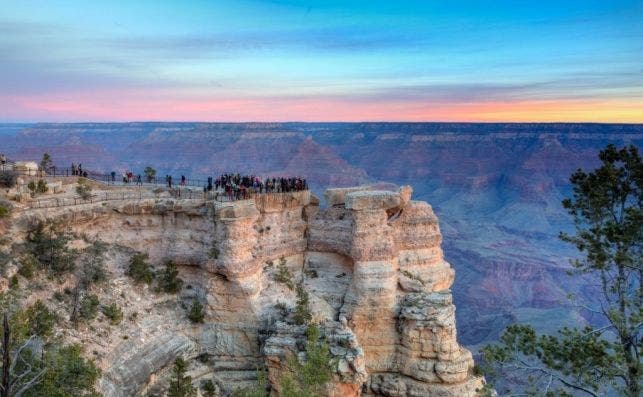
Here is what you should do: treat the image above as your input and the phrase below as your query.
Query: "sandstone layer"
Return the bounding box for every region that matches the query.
[4,185,484,396]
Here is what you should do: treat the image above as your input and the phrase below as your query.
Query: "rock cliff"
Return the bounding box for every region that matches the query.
[4,185,484,396]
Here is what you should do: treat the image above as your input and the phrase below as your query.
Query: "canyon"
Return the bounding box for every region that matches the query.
[2,122,641,350]
[1,178,484,396]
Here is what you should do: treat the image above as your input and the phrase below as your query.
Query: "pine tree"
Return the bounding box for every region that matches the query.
[157,261,183,294]
[127,253,154,285]
[39,152,52,172]
[482,144,642,396]
[280,324,335,397]
[167,357,196,397]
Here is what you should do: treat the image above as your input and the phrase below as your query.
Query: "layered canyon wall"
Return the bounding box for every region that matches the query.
[8,185,484,396]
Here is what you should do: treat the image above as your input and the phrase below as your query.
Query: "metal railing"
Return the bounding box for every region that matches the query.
[2,157,308,209]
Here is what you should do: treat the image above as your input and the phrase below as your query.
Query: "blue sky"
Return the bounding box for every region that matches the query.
[1,0,642,121]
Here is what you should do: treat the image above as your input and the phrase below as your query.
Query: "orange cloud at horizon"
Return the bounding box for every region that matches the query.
[3,92,642,123]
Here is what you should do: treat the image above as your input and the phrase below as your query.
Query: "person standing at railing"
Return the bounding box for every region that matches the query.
[0,153,6,166]
[111,171,116,183]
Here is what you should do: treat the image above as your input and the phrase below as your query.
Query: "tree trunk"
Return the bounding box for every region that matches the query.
[1,313,11,397]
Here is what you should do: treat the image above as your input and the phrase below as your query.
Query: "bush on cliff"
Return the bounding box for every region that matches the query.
[17,254,38,279]
[231,368,268,397]
[11,300,57,341]
[292,284,312,326]
[0,170,17,188]
[280,324,335,397]
[27,179,48,197]
[25,344,102,397]
[69,242,107,323]
[274,257,294,290]
[481,144,642,397]
[26,221,76,275]
[156,260,183,294]
[102,303,123,325]
[168,357,196,397]
[187,300,205,323]
[76,177,93,200]
[78,294,100,321]
[127,252,154,285]
[201,379,217,397]
[0,201,11,218]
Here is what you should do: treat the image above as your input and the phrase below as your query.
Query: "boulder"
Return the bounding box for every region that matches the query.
[345,190,401,211]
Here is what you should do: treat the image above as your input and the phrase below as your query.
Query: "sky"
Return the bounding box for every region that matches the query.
[1,0,642,122]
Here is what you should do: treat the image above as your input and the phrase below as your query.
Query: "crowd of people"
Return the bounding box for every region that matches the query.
[112,171,143,185]
[71,163,88,177]
[205,174,307,201]
[72,163,308,201]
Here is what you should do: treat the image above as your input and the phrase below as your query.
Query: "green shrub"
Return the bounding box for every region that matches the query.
[168,357,196,397]
[53,291,65,302]
[37,179,48,194]
[274,259,294,290]
[144,166,156,183]
[280,324,335,397]
[26,222,76,275]
[9,274,19,289]
[196,353,210,364]
[275,302,289,318]
[27,300,57,339]
[27,181,36,197]
[0,201,10,218]
[157,260,183,294]
[187,300,205,323]
[40,152,52,171]
[11,300,57,341]
[18,255,38,279]
[27,179,48,197]
[0,171,18,188]
[293,285,312,325]
[79,242,107,285]
[208,246,220,259]
[76,178,92,200]
[231,368,268,397]
[30,344,102,397]
[201,379,217,397]
[79,294,100,321]
[127,252,154,284]
[102,303,123,325]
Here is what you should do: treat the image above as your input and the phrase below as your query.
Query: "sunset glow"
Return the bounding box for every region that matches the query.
[1,0,642,122]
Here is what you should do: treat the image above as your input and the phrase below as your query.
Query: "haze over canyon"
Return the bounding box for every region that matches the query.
[3,122,641,351]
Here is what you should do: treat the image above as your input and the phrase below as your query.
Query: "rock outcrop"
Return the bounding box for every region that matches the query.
[5,185,484,396]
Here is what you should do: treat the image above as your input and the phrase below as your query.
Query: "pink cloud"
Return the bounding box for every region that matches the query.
[2,90,642,122]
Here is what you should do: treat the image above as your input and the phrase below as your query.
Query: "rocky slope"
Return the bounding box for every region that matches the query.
[2,182,484,396]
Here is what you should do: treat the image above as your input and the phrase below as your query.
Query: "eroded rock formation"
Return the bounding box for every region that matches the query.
[5,185,484,396]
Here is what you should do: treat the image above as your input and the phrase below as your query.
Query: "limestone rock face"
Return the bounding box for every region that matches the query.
[7,185,484,396]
